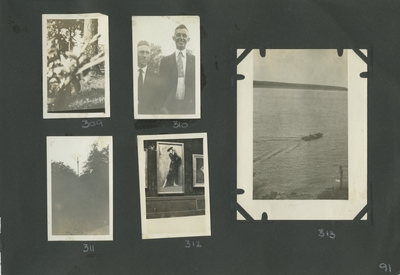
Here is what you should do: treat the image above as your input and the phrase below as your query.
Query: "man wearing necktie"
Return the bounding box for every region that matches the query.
[136,40,162,114]
[159,24,196,114]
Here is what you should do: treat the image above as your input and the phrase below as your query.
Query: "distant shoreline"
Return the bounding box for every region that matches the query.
[254,80,348,92]
[254,184,349,200]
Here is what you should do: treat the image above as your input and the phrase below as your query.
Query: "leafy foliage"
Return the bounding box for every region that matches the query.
[51,144,110,236]
[147,43,163,74]
[47,19,84,53]
[51,161,77,179]
[47,19,106,111]
[82,143,109,174]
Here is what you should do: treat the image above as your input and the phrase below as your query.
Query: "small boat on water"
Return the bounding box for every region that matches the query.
[301,133,323,141]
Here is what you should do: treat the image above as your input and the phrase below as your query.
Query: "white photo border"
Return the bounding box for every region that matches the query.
[47,136,113,241]
[137,133,211,239]
[132,16,201,119]
[42,13,110,119]
[237,49,368,220]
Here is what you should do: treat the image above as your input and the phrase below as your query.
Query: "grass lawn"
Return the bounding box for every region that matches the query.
[68,72,105,110]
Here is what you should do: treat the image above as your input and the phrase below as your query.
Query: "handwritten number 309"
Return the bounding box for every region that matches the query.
[82,120,103,128]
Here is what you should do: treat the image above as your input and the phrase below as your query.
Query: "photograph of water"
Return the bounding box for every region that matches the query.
[253,50,348,200]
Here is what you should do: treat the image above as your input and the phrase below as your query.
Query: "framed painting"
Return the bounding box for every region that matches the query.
[144,149,148,188]
[156,141,184,194]
[192,154,204,187]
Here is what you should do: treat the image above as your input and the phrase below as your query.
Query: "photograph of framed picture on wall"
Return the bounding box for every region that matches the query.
[137,133,211,239]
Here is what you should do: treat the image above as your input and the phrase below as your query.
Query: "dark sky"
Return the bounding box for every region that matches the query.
[253,49,348,88]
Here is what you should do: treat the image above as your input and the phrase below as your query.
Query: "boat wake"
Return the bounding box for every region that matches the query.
[254,140,302,163]
[255,136,300,142]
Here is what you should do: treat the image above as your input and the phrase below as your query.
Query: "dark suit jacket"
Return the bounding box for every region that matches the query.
[159,51,196,114]
[137,69,163,114]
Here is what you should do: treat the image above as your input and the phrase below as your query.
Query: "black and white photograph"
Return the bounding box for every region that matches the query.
[237,49,367,220]
[253,50,349,200]
[47,136,113,241]
[132,16,201,119]
[43,14,110,119]
[137,133,210,239]
[192,154,204,187]
[157,142,185,194]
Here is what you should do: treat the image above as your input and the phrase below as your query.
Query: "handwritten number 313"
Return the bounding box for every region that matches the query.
[318,229,335,239]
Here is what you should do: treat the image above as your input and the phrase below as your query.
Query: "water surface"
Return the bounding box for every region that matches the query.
[253,88,348,199]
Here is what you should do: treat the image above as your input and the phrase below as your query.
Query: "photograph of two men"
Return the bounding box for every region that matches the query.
[132,16,201,119]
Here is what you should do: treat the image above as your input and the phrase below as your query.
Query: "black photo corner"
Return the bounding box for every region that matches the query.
[1,0,400,274]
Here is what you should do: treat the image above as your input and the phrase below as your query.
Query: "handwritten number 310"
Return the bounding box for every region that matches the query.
[173,121,188,128]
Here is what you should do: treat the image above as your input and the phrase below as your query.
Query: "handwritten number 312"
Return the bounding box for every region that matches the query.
[185,240,202,248]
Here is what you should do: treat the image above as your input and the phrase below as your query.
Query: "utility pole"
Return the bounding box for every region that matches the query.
[77,157,79,176]
[339,166,343,189]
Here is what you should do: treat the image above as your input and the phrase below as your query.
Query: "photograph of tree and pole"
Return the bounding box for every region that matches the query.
[47,136,113,241]
[43,14,109,116]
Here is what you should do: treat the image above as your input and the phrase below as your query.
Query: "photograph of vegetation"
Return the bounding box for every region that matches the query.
[47,136,112,240]
[44,14,108,114]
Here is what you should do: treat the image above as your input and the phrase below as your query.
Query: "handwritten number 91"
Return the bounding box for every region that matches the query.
[82,120,103,128]
[379,263,392,273]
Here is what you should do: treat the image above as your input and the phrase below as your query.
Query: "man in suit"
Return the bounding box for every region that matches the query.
[159,24,196,114]
[162,147,182,188]
[136,40,162,114]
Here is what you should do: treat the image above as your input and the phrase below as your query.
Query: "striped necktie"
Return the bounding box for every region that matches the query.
[177,52,184,77]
